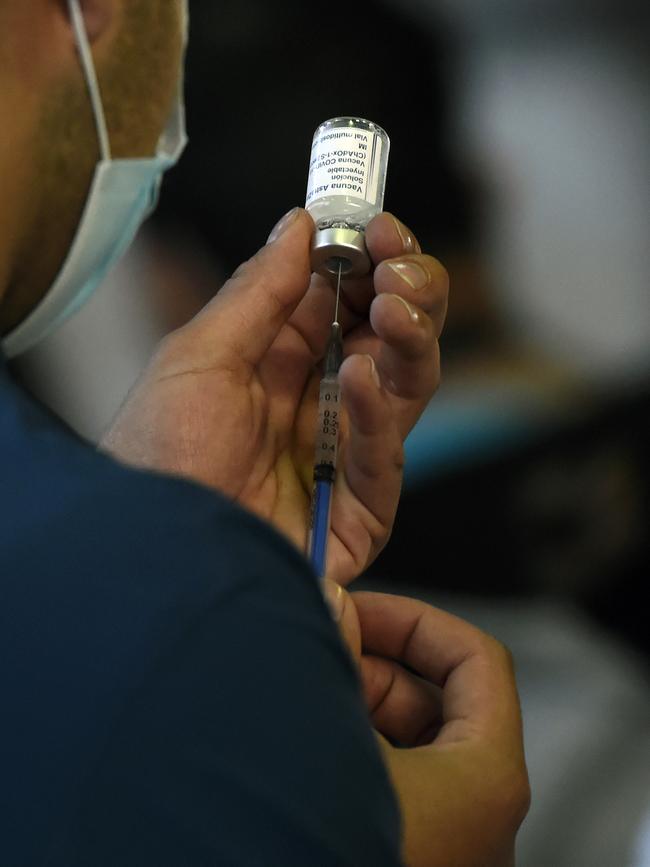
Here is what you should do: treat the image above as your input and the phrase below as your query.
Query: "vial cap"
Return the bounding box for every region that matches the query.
[311,228,371,279]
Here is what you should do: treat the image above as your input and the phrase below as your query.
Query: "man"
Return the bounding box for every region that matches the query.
[0,2,530,865]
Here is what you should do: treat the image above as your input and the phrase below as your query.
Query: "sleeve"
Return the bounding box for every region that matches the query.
[58,524,404,867]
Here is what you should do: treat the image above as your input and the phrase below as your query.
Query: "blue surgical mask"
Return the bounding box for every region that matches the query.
[1,0,189,358]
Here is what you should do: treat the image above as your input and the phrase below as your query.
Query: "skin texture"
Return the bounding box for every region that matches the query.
[100,209,530,861]
[101,209,447,585]
[326,581,531,867]
[0,0,184,334]
[0,2,530,864]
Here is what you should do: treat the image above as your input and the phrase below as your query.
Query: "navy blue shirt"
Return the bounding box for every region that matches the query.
[0,351,403,866]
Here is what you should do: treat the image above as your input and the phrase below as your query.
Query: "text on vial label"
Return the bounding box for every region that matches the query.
[306,127,384,208]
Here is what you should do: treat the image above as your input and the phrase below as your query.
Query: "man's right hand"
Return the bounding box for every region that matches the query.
[324,582,531,867]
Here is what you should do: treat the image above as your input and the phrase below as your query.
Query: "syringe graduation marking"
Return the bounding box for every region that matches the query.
[314,274,343,476]
[309,262,345,577]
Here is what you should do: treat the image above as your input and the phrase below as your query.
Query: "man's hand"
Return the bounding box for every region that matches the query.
[100,208,448,586]
[323,581,531,867]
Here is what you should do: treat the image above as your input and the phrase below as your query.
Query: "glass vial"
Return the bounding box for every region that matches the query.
[305,117,390,279]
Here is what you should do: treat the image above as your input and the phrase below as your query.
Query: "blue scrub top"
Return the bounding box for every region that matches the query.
[0,351,403,866]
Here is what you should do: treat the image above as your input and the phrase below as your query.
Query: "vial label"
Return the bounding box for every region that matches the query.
[306,126,384,209]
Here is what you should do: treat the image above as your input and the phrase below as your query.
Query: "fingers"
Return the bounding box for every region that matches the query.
[330,355,404,571]
[363,241,447,435]
[344,211,446,331]
[359,654,443,747]
[372,252,449,338]
[366,211,421,262]
[176,208,314,370]
[351,591,525,749]
[369,295,441,430]
[322,577,365,671]
[333,212,425,324]
[285,212,446,361]
[322,579,443,749]
[342,301,441,439]
[287,213,447,440]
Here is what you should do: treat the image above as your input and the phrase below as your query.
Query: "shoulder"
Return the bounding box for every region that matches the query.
[42,461,402,867]
[1,405,353,863]
[0,372,402,867]
[1,361,321,681]
[2,357,305,596]
[3,398,314,596]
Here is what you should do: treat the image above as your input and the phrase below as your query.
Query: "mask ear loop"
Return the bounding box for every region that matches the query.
[66,0,112,162]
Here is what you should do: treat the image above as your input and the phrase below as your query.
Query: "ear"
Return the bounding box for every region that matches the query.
[60,0,115,43]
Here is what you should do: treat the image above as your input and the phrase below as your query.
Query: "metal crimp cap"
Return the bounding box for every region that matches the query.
[311,227,372,279]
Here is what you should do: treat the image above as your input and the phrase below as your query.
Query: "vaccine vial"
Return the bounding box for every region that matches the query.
[305,117,390,279]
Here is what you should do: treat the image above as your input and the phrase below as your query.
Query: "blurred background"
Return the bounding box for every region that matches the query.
[8,0,650,863]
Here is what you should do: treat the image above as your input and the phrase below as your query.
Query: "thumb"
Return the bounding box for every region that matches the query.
[181,207,314,369]
[323,578,362,666]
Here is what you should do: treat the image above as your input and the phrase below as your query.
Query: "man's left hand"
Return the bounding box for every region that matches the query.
[100,208,449,586]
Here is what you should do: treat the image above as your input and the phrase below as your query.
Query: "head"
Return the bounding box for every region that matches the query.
[0,0,186,337]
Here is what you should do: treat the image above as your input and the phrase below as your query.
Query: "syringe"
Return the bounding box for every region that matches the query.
[308,263,344,578]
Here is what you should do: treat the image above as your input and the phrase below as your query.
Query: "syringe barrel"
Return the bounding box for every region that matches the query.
[313,376,341,473]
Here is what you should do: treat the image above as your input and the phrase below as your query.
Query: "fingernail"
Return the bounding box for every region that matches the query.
[366,354,382,389]
[387,261,429,291]
[390,215,418,253]
[267,207,300,244]
[388,294,420,323]
[323,578,345,622]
